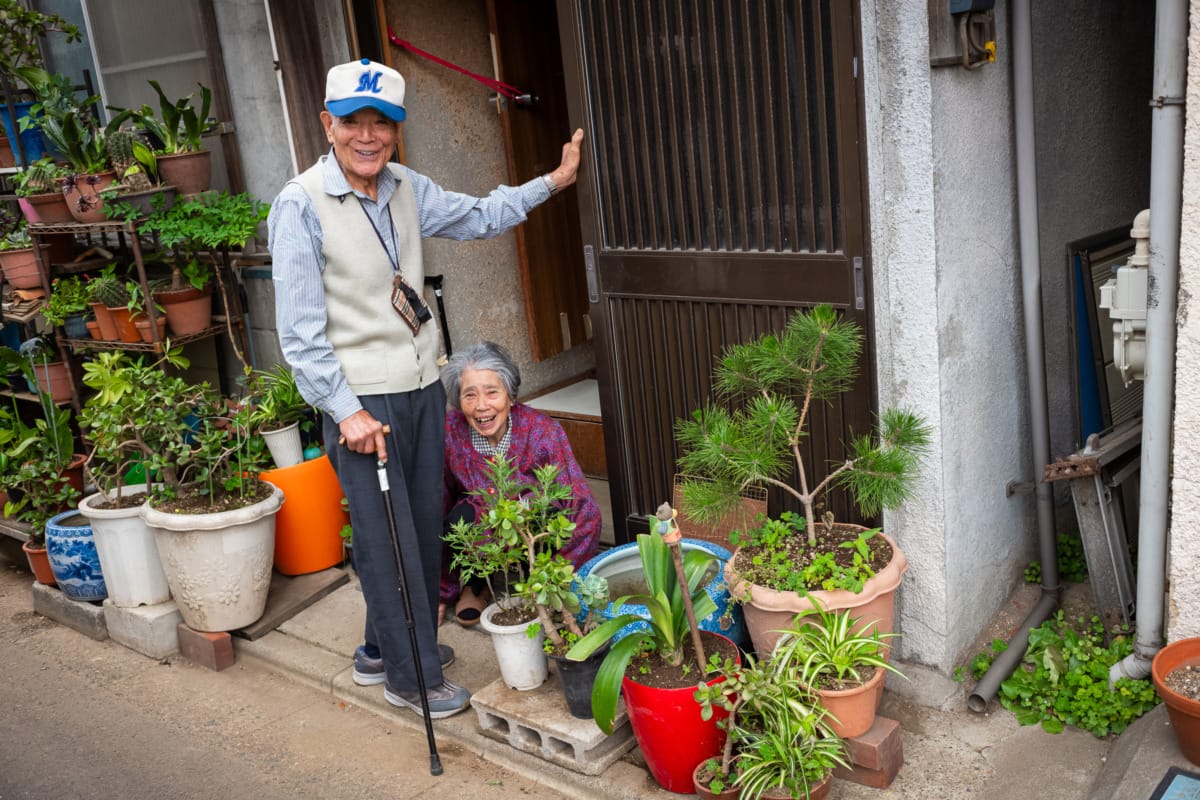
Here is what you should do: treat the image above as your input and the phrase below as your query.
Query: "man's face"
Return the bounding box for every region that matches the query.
[320,108,398,190]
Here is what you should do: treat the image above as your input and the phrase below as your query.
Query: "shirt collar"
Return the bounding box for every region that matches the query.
[319,150,401,204]
[469,417,512,459]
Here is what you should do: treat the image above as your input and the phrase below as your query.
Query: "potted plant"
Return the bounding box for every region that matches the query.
[565,527,738,792]
[771,597,906,739]
[96,128,176,218]
[139,191,269,337]
[246,363,312,468]
[40,274,92,339]
[0,208,39,290]
[1151,637,1200,765]
[86,267,129,341]
[0,0,80,165]
[109,81,215,195]
[676,303,932,656]
[446,456,592,692]
[15,157,72,224]
[80,348,280,631]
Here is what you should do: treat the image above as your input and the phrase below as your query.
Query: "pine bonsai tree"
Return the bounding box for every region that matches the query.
[676,304,931,548]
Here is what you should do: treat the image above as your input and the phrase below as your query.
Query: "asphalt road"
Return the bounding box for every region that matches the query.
[0,549,567,800]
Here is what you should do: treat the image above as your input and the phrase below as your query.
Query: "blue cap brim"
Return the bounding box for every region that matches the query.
[326,97,406,122]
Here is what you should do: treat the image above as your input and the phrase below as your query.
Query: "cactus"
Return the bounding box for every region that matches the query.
[23,160,60,193]
[88,273,131,308]
[107,129,152,191]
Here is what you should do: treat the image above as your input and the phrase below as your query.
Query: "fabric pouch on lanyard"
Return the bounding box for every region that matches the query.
[391,273,433,334]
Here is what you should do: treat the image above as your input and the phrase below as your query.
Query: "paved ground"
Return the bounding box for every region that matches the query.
[1,537,1194,799]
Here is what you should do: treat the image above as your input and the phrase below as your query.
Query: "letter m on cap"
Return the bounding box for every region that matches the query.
[356,70,383,94]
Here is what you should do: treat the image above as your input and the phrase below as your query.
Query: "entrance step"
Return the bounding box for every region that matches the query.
[471,672,636,775]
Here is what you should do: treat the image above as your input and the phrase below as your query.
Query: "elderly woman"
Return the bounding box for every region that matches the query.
[440,341,601,625]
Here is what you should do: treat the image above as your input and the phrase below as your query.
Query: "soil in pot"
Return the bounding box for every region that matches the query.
[626,630,740,689]
[150,480,275,514]
[1165,664,1200,700]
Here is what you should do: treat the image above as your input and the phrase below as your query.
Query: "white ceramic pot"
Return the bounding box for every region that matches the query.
[261,422,304,469]
[479,602,548,690]
[142,483,283,632]
[79,483,171,608]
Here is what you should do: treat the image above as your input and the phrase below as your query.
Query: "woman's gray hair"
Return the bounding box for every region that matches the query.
[442,341,521,410]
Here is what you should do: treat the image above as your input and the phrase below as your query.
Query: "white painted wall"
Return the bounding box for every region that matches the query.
[1169,0,1200,641]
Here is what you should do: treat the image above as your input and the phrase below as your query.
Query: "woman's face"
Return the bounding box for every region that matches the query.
[459,368,513,446]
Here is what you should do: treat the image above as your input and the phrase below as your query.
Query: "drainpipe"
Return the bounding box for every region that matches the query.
[968,0,1060,713]
[1109,0,1186,683]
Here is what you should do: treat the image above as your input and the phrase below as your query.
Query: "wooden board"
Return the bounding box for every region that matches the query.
[234,566,350,641]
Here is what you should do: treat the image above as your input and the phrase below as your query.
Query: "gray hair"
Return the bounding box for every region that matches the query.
[442,341,521,411]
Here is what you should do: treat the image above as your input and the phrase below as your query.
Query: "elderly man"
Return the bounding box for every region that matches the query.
[268,58,583,718]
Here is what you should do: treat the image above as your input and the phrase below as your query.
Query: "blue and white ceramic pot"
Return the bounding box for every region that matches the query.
[45,510,107,602]
[576,538,747,649]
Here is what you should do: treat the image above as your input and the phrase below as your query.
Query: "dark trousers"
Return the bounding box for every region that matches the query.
[325,383,446,691]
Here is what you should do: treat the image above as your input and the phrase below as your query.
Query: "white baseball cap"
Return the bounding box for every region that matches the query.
[325,58,406,122]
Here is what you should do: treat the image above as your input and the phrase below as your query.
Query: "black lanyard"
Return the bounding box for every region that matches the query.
[358,201,399,273]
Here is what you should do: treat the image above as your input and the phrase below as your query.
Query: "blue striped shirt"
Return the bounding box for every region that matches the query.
[267,151,550,422]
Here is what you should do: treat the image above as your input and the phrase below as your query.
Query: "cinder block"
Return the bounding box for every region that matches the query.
[32,582,108,641]
[833,715,903,788]
[103,599,182,659]
[471,676,637,775]
[176,623,235,671]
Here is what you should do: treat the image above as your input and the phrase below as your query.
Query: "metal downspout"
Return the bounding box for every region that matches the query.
[1110,0,1186,683]
[968,0,1060,712]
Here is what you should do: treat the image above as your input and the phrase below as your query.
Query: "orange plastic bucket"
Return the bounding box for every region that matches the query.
[261,454,348,575]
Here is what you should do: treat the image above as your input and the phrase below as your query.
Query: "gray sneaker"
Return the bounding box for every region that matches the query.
[352,644,455,686]
[384,679,471,718]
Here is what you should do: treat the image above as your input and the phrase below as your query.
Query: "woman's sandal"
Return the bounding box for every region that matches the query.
[455,585,490,627]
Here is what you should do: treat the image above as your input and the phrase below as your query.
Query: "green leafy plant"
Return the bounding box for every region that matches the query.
[771,596,906,691]
[448,456,607,653]
[108,81,214,154]
[676,304,932,547]
[733,699,848,800]
[1025,530,1089,585]
[40,275,92,327]
[245,364,312,433]
[137,191,268,292]
[0,1,80,79]
[13,157,69,198]
[565,529,718,734]
[997,611,1159,737]
[731,511,884,593]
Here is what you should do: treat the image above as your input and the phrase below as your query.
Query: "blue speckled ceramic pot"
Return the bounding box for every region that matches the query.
[45,510,107,602]
[576,538,746,649]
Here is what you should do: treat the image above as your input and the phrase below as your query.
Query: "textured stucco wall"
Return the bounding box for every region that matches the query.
[1171,0,1200,641]
[863,2,1030,672]
[382,0,594,396]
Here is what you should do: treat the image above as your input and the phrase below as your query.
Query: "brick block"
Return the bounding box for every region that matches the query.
[176,623,235,671]
[104,599,182,659]
[833,715,903,788]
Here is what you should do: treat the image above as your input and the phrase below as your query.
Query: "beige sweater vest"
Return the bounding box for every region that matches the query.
[294,161,440,396]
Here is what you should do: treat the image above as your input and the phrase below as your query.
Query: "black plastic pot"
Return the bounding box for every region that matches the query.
[549,641,609,719]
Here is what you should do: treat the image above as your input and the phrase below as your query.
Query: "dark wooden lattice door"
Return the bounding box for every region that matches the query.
[556,0,872,541]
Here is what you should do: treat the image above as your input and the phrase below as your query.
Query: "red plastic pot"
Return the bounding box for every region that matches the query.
[622,631,737,793]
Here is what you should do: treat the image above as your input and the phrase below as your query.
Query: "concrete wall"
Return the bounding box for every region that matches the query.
[1031,2,1154,469]
[862,2,1030,671]
[1171,0,1200,642]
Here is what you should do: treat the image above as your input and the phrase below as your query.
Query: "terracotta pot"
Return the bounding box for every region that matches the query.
[0,134,14,168]
[816,662,887,739]
[622,631,737,793]
[693,760,740,800]
[761,773,832,799]
[134,314,167,343]
[22,540,56,586]
[157,150,212,196]
[0,247,41,289]
[60,452,87,499]
[725,525,908,657]
[107,306,143,343]
[1152,637,1200,766]
[31,360,72,404]
[155,285,213,336]
[20,191,74,224]
[63,172,117,224]
[85,319,101,339]
[89,302,119,340]
[260,455,348,576]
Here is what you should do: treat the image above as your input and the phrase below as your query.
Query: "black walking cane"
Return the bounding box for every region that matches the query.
[344,422,443,776]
